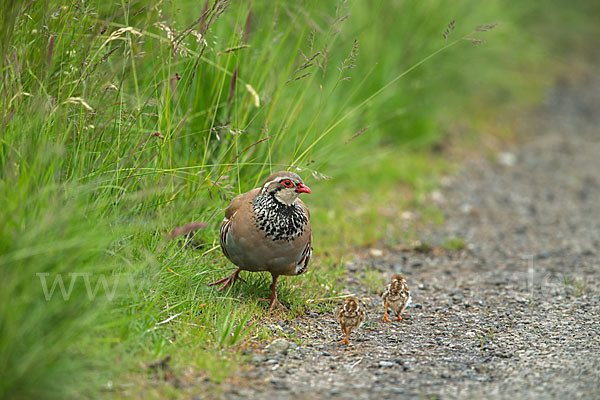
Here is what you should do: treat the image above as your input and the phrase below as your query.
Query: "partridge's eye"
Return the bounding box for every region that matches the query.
[281,179,294,187]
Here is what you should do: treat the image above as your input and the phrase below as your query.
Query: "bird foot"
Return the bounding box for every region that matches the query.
[382,315,392,323]
[208,268,244,292]
[258,296,284,311]
[395,315,403,321]
[337,338,349,345]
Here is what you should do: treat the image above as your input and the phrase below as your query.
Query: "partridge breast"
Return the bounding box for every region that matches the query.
[212,171,313,311]
[220,190,312,276]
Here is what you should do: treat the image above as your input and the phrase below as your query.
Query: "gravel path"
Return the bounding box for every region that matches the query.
[221,77,600,399]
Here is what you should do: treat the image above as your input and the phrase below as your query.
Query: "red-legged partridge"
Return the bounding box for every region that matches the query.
[210,171,312,311]
[382,274,411,322]
[336,297,366,344]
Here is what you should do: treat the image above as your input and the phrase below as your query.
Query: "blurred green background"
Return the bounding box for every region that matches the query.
[1,0,598,398]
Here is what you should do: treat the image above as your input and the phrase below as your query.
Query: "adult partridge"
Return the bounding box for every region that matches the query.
[382,274,411,322]
[210,171,312,310]
[336,297,366,344]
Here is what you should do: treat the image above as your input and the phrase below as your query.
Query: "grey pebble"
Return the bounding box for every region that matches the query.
[265,338,290,355]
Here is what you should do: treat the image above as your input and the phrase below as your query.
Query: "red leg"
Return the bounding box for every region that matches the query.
[208,268,243,292]
[382,302,391,322]
[338,330,349,344]
[258,273,281,311]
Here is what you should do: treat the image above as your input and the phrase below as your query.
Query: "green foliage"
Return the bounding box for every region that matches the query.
[1,0,598,398]
[442,237,467,251]
[360,269,385,294]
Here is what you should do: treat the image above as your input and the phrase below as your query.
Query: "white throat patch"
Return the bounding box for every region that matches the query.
[274,189,299,205]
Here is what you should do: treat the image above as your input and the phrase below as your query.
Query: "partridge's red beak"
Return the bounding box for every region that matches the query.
[296,183,312,194]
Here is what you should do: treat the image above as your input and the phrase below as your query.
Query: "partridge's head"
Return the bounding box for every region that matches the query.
[261,171,311,205]
[341,297,361,316]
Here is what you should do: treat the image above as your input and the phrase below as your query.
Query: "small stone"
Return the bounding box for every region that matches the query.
[581,248,595,256]
[370,248,384,257]
[401,211,414,220]
[460,203,474,214]
[251,354,266,363]
[498,151,517,166]
[429,190,445,203]
[265,338,290,355]
[515,225,527,234]
[440,176,453,187]
[322,351,331,356]
[534,251,551,260]
[393,263,405,273]
[466,331,476,337]
[379,361,394,368]
[270,378,288,390]
[266,359,278,364]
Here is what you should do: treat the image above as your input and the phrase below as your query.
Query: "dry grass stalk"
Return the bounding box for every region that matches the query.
[227,65,239,105]
[174,0,229,51]
[308,28,316,51]
[231,135,274,163]
[476,23,498,31]
[466,37,485,45]
[286,50,322,84]
[244,9,253,43]
[345,125,370,144]
[166,222,209,240]
[64,97,93,111]
[46,34,55,66]
[334,0,350,28]
[245,84,260,107]
[310,170,332,180]
[217,44,251,55]
[339,39,359,72]
[443,20,455,39]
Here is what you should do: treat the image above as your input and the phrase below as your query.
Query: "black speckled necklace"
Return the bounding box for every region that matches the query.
[252,192,307,241]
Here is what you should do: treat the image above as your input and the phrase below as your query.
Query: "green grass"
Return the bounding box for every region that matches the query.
[442,237,467,252]
[359,269,385,295]
[1,0,599,398]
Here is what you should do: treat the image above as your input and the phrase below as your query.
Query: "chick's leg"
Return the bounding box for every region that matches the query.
[338,329,349,345]
[382,302,392,322]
